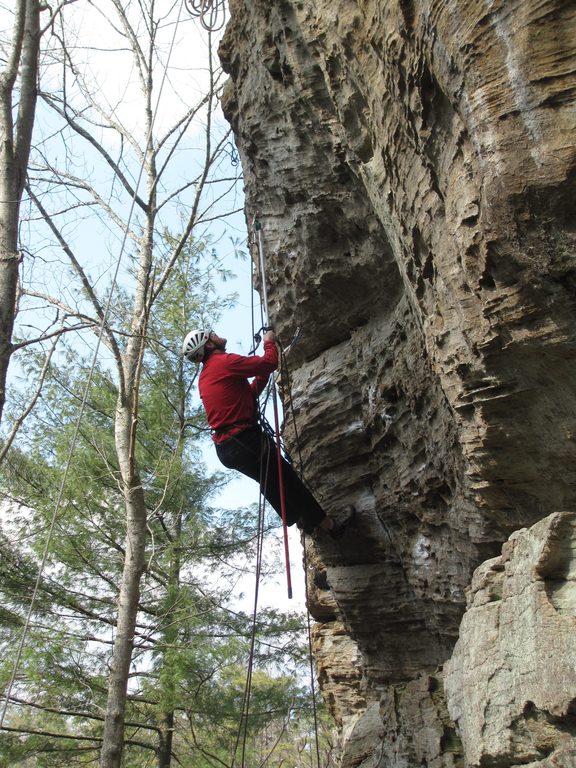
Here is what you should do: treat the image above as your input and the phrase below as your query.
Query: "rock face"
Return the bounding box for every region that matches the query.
[219,1,576,765]
[444,512,576,767]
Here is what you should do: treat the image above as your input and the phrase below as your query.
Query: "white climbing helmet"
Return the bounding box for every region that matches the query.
[182,329,211,362]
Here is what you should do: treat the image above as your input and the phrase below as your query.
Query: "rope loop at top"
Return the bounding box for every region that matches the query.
[184,0,227,31]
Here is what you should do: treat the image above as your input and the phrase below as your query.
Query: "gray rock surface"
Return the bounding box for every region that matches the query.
[444,512,576,768]
[220,0,576,764]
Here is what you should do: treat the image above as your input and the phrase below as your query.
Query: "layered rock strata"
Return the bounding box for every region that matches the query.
[220,0,576,764]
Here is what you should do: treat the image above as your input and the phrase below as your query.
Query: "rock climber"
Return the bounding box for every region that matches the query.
[182,327,350,537]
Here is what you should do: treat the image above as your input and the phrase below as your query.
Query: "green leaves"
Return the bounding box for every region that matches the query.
[0,232,332,767]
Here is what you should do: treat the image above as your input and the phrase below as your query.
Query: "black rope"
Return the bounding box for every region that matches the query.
[278,343,323,768]
[303,548,323,768]
[231,354,278,766]
[231,441,271,768]
[241,223,322,763]
[225,140,240,167]
[184,0,227,32]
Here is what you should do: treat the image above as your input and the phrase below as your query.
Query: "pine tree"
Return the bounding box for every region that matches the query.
[0,247,327,768]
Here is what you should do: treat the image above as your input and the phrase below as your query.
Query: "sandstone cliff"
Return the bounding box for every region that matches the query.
[219,1,576,765]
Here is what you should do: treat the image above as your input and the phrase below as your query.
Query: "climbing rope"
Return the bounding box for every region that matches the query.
[252,217,293,599]
[279,344,323,767]
[246,218,323,765]
[184,0,227,32]
[230,423,271,768]
[225,140,240,167]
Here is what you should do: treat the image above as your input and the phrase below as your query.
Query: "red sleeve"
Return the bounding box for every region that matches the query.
[225,339,278,378]
[247,340,278,396]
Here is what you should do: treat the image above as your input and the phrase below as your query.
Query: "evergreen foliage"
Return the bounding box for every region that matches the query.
[0,247,335,767]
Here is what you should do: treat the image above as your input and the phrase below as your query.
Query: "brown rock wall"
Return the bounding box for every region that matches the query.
[220,1,576,764]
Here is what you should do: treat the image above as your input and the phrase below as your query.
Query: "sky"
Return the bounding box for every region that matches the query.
[0,5,315,743]
[1,0,311,613]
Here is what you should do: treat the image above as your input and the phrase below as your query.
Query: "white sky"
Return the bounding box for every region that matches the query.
[1,0,310,612]
[43,0,220,138]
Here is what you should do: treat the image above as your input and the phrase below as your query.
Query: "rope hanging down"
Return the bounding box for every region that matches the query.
[230,440,270,768]
[253,217,293,600]
[184,0,227,31]
[279,346,323,768]
[236,220,323,766]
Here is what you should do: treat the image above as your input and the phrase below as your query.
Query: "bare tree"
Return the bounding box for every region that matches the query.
[0,0,80,429]
[14,2,240,766]
[0,0,42,424]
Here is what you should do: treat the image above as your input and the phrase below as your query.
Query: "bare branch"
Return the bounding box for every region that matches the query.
[152,164,210,300]
[0,330,59,464]
[14,0,41,176]
[26,187,125,376]
[49,10,146,158]
[0,724,155,751]
[23,194,99,220]
[0,0,42,423]
[30,148,146,236]
[197,206,245,227]
[155,178,201,215]
[0,324,100,464]
[152,95,212,200]
[156,94,209,156]
[20,289,105,339]
[40,0,80,36]
[0,724,102,742]
[102,0,148,95]
[11,321,95,351]
[5,695,161,733]
[1,0,26,91]
[39,92,149,213]
[188,719,232,768]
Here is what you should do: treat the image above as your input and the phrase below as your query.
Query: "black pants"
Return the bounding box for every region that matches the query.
[215,426,325,532]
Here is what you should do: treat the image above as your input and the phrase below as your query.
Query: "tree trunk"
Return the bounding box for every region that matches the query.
[0,0,41,424]
[99,392,147,765]
[100,142,155,766]
[100,320,149,768]
[156,490,184,768]
[99,474,148,768]
[157,710,175,768]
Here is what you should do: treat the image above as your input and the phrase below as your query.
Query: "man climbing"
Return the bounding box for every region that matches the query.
[182,327,347,536]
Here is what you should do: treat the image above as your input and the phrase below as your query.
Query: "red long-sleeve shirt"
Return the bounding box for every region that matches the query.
[199,340,279,443]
